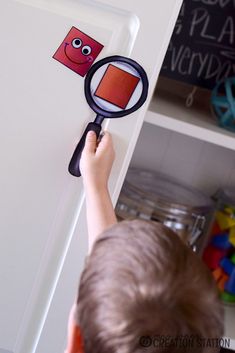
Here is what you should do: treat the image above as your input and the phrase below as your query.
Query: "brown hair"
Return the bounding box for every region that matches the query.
[76,220,223,353]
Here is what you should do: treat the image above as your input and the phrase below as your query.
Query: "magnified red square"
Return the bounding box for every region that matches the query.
[95,64,140,109]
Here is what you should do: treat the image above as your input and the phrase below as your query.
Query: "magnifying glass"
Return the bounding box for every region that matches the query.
[68,55,149,177]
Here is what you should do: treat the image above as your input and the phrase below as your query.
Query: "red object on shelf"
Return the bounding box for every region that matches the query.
[202,245,228,270]
[211,221,222,236]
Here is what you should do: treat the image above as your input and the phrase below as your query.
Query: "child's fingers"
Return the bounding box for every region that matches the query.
[97,131,105,144]
[96,131,113,154]
[83,130,97,154]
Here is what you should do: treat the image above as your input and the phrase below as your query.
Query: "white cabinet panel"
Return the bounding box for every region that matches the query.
[0,1,182,353]
[0,1,138,351]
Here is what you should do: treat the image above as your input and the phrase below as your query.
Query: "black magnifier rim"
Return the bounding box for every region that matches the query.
[84,55,149,119]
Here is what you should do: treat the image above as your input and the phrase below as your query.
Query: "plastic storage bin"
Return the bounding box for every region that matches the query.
[203,188,235,304]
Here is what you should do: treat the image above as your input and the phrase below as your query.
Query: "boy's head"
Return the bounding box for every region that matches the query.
[76,220,223,353]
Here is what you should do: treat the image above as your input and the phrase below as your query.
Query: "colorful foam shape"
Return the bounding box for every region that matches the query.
[224,269,235,294]
[203,245,228,270]
[220,291,235,303]
[211,233,232,250]
[95,64,140,109]
[229,227,235,246]
[229,236,235,247]
[217,273,229,291]
[216,211,235,230]
[211,221,222,235]
[224,206,235,216]
[230,253,235,265]
[220,258,235,275]
[230,226,235,237]
[212,267,224,281]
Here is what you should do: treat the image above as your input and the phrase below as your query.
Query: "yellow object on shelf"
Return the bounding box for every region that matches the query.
[229,227,235,247]
[215,211,235,230]
[204,189,235,307]
[224,207,235,215]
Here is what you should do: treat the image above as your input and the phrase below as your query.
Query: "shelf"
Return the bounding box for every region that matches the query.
[146,92,235,151]
[144,89,235,349]
[224,305,235,350]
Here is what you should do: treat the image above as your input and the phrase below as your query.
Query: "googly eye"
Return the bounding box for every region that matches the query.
[82,45,92,56]
[72,38,82,48]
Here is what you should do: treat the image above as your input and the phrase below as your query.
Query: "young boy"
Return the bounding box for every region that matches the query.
[65,131,223,353]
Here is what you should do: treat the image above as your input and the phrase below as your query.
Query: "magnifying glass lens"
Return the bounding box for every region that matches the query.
[90,62,143,112]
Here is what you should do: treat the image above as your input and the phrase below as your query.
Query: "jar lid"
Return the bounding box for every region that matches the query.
[124,168,213,214]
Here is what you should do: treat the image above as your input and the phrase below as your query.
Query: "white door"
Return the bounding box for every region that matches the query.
[0,1,182,353]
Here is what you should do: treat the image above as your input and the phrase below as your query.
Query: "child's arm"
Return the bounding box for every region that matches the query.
[65,131,117,353]
[80,130,117,252]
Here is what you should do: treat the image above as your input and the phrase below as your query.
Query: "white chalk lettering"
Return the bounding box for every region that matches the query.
[171,45,184,71]
[218,16,234,44]
[221,49,235,60]
[163,0,235,88]
[180,2,185,16]
[166,43,235,85]
[216,60,232,80]
[190,8,208,36]
[190,8,216,39]
[178,47,191,74]
[201,15,216,40]
[205,54,221,78]
[187,52,209,75]
[192,0,234,7]
[197,53,209,76]
[175,20,183,35]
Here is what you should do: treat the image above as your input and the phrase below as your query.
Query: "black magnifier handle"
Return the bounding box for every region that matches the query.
[68,122,102,177]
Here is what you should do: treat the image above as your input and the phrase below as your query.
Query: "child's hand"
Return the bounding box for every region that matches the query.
[80,130,115,190]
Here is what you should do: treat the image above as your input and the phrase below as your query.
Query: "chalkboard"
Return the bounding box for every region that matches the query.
[160,0,235,90]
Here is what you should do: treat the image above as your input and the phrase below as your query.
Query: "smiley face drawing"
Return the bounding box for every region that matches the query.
[53,27,104,77]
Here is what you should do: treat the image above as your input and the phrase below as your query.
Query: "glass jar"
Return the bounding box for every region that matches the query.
[116,168,214,249]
